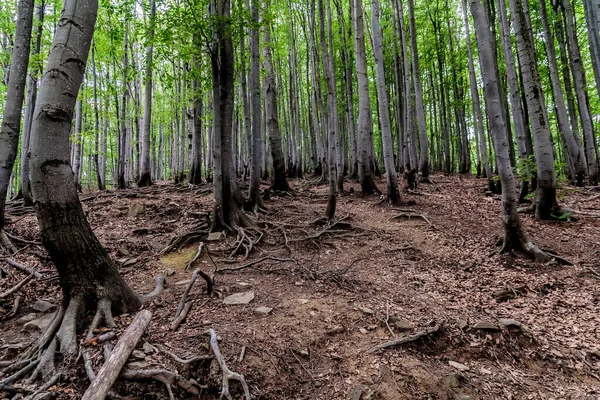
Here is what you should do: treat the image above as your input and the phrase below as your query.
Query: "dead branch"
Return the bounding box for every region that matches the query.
[163,348,212,364]
[391,213,436,229]
[207,329,251,400]
[81,310,153,400]
[0,274,33,299]
[1,258,43,278]
[170,301,194,331]
[185,242,204,270]
[366,325,440,354]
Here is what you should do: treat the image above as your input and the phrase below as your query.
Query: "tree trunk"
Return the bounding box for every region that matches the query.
[20,0,44,206]
[371,0,400,205]
[118,29,129,189]
[138,0,155,187]
[470,0,532,255]
[247,0,264,211]
[210,0,251,230]
[561,0,599,185]
[353,0,378,195]
[407,0,430,182]
[0,0,34,252]
[538,0,586,186]
[262,5,289,192]
[509,0,560,219]
[29,0,142,356]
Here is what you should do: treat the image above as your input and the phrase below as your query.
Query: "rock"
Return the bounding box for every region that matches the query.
[448,361,469,372]
[455,394,473,400]
[472,321,500,331]
[443,374,460,388]
[165,268,176,277]
[457,319,469,330]
[32,300,56,313]
[117,247,130,256]
[128,204,145,218]
[359,328,368,335]
[327,325,345,335]
[121,258,139,268]
[132,350,146,359]
[348,385,363,400]
[298,299,310,305]
[393,319,412,331]
[207,232,225,241]
[143,342,154,354]
[18,313,39,324]
[499,318,522,330]
[480,367,492,375]
[236,282,252,288]
[127,361,149,369]
[359,307,375,315]
[255,306,273,315]
[294,281,304,286]
[223,291,255,305]
[23,313,56,332]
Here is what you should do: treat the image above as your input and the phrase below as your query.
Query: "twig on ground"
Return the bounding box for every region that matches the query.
[384,302,395,338]
[216,256,297,273]
[366,325,440,354]
[0,274,33,299]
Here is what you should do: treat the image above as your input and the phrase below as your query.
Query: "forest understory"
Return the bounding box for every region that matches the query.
[1,174,599,400]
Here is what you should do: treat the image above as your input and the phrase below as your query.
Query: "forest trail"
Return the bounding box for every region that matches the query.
[1,175,599,399]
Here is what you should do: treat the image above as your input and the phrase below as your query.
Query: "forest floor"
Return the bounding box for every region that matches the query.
[1,174,600,399]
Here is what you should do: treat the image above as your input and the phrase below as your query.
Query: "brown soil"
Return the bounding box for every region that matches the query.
[1,174,600,399]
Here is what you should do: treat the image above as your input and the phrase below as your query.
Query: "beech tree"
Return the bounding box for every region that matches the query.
[28,0,163,368]
[0,0,34,253]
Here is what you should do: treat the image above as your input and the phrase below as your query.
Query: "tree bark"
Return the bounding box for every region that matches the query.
[0,0,34,249]
[29,0,141,335]
[138,0,155,187]
[509,0,560,219]
[370,0,400,205]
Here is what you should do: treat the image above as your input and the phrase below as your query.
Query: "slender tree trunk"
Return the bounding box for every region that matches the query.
[371,0,400,204]
[138,0,155,187]
[118,29,128,189]
[91,43,105,190]
[0,0,34,252]
[247,0,263,211]
[407,0,430,182]
[539,0,586,186]
[561,0,599,185]
[509,0,560,219]
[353,0,378,195]
[20,0,44,206]
[318,0,338,220]
[263,6,290,192]
[210,0,251,231]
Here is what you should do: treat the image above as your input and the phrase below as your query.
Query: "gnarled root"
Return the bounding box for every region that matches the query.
[208,329,251,400]
[0,229,18,254]
[228,227,263,260]
[500,235,571,265]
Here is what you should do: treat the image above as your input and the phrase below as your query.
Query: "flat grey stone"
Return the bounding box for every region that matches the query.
[143,342,154,354]
[207,232,225,241]
[128,204,145,218]
[255,306,273,315]
[360,307,375,315]
[499,318,522,329]
[132,350,146,359]
[449,361,469,372]
[23,313,56,332]
[298,299,310,305]
[223,291,255,305]
[31,300,56,313]
[165,268,176,277]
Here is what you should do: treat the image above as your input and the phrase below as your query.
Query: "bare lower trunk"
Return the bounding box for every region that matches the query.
[353,0,378,195]
[138,0,155,187]
[0,0,34,247]
[371,0,400,204]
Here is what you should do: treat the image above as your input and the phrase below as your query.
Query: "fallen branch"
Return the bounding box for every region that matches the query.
[170,301,194,331]
[391,213,436,229]
[366,325,440,354]
[81,310,153,400]
[163,348,212,364]
[120,368,199,400]
[0,274,33,299]
[216,256,297,273]
[208,328,251,400]
[2,258,43,278]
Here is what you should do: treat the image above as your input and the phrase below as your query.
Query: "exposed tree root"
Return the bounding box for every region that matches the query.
[366,324,440,354]
[120,368,199,400]
[160,218,210,255]
[227,227,263,260]
[291,221,361,243]
[1,257,43,278]
[0,229,18,254]
[499,235,572,264]
[208,329,251,400]
[517,203,578,221]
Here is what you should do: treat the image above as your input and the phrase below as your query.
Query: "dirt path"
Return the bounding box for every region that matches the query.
[1,175,599,399]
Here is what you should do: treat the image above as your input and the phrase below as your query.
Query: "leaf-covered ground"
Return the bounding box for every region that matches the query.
[1,174,599,399]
